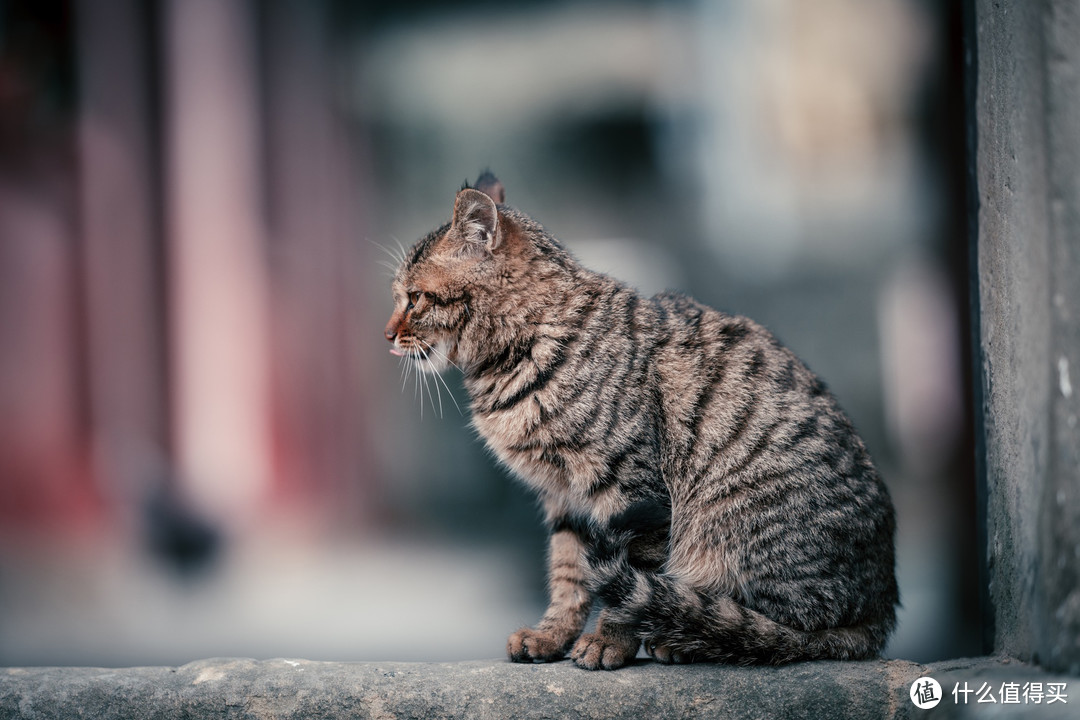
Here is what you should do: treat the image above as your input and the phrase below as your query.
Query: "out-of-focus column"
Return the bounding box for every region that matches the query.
[76,0,165,520]
[163,0,270,524]
[261,0,374,525]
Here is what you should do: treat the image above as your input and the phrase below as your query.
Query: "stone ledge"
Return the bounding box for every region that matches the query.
[0,656,1070,719]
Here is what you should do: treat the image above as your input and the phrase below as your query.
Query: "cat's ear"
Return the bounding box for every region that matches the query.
[474,171,505,204]
[451,188,501,251]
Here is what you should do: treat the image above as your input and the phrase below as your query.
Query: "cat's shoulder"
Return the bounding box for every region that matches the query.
[649,290,759,334]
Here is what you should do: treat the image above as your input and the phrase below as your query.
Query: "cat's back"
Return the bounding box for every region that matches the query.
[648,291,822,466]
[647,289,887,508]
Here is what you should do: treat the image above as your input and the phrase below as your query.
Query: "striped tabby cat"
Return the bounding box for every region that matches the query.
[383,173,898,670]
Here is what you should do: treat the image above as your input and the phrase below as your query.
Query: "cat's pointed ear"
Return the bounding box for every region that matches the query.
[451,188,501,251]
[474,171,505,204]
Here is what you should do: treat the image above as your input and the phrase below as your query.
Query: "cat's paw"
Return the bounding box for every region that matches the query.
[507,627,571,663]
[644,637,695,664]
[569,632,639,671]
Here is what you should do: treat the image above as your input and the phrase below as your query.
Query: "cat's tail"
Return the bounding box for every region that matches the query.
[586,532,893,665]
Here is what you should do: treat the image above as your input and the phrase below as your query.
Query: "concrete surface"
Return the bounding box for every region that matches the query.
[972,0,1080,675]
[1,655,1070,720]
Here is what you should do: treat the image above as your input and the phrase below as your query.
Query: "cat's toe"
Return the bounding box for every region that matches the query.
[570,632,638,671]
[644,637,693,664]
[507,627,568,663]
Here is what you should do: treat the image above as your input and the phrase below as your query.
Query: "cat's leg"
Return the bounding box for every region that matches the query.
[567,498,665,669]
[507,527,593,663]
[569,609,641,670]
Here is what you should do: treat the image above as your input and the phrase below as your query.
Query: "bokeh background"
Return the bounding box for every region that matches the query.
[0,0,978,666]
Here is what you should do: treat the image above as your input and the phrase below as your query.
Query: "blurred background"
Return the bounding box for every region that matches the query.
[0,0,977,666]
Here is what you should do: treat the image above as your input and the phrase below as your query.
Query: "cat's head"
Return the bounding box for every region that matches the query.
[383,172,567,374]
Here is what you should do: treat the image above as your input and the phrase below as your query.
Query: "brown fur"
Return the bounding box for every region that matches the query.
[385,172,898,670]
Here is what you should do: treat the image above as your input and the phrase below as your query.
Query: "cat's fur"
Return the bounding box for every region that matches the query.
[384,172,898,670]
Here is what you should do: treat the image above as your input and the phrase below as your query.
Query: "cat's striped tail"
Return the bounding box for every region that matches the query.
[585,532,893,665]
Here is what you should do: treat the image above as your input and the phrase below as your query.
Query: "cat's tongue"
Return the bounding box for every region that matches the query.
[389,348,405,357]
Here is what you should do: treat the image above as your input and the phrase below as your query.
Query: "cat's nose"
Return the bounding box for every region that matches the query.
[384,325,397,342]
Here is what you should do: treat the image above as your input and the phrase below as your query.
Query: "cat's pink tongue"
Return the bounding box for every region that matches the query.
[389,348,405,357]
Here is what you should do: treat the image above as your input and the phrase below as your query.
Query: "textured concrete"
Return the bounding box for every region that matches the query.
[973,0,1080,673]
[0,656,1068,720]
[1036,0,1080,678]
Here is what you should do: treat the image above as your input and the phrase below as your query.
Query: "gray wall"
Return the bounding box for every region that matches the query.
[973,0,1080,674]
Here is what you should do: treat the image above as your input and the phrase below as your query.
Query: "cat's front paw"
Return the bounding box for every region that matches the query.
[569,632,639,671]
[507,627,572,663]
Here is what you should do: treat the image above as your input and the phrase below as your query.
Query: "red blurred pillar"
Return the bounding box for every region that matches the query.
[163,0,272,526]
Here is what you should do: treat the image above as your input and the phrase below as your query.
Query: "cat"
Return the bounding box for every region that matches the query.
[383,172,898,670]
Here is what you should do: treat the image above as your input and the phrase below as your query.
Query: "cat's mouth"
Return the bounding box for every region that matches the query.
[389,339,421,358]
[390,341,453,372]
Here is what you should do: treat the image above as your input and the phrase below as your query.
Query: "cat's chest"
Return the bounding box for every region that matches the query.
[471,400,608,512]
[472,399,564,487]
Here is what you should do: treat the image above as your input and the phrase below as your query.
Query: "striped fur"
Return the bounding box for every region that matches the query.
[384,173,898,670]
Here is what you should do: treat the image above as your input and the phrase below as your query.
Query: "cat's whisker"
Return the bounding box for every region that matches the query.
[427,358,462,416]
[418,349,438,414]
[369,238,405,267]
[425,341,462,373]
[376,264,400,280]
[422,357,442,418]
[398,350,411,394]
[414,354,434,420]
[413,341,462,418]
[389,235,408,264]
[419,350,452,418]
[414,354,423,420]
[430,360,449,418]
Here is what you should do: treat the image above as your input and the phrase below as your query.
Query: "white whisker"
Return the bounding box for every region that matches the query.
[429,359,445,418]
[414,354,422,420]
[419,350,445,418]
[389,235,408,264]
[398,351,410,394]
[425,342,462,373]
[369,238,405,267]
[421,360,440,417]
[427,356,461,416]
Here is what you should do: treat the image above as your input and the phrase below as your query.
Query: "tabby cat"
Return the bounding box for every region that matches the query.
[383,172,898,670]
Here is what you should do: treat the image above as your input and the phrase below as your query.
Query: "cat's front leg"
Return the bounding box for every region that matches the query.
[507,527,593,663]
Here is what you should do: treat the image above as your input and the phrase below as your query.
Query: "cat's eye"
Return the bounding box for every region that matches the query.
[406,291,422,310]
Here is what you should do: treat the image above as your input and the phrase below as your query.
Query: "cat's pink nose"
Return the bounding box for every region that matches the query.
[384,326,396,342]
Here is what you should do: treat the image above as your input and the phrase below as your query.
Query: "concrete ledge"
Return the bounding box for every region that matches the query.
[1,656,1070,719]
